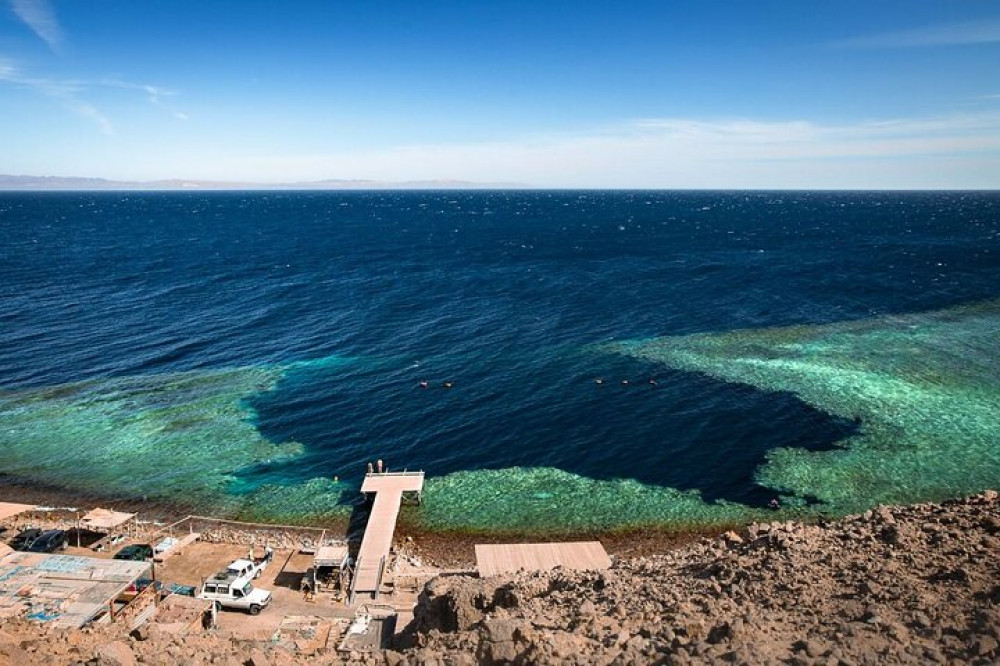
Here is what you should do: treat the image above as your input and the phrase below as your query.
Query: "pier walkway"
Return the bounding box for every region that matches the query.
[475,541,611,577]
[351,471,424,602]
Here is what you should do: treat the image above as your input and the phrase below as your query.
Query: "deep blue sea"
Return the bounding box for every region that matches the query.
[1,191,998,531]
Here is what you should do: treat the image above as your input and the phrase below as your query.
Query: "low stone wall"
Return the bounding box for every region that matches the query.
[162,517,336,552]
[1,511,344,553]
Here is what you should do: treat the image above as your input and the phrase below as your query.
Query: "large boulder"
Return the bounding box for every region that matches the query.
[94,641,136,666]
[411,577,493,633]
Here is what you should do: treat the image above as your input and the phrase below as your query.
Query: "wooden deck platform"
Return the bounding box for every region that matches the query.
[351,472,424,601]
[0,502,36,522]
[475,541,611,578]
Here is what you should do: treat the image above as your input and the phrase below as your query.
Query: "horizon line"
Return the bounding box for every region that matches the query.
[2,187,998,194]
[1,172,997,194]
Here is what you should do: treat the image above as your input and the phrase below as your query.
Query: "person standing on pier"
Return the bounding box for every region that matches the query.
[377,459,384,473]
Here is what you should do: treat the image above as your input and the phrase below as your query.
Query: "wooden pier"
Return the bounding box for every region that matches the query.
[350,471,424,602]
[475,541,611,577]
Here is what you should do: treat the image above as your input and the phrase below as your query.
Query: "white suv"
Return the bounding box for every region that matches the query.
[198,576,272,615]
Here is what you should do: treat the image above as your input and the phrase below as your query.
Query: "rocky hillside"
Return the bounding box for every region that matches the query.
[402,491,1000,665]
[0,491,998,665]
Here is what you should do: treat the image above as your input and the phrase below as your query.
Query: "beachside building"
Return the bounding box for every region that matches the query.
[0,549,151,628]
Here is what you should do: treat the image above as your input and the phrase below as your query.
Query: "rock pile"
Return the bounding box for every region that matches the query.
[195,524,327,551]
[402,491,1000,665]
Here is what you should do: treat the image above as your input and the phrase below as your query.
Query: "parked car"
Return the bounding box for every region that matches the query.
[119,578,162,602]
[119,578,194,602]
[113,544,153,561]
[222,551,271,581]
[198,576,271,615]
[9,528,42,551]
[26,529,68,553]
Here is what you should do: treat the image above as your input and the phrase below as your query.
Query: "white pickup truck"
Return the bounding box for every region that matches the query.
[197,575,272,615]
[223,548,273,580]
[225,557,264,580]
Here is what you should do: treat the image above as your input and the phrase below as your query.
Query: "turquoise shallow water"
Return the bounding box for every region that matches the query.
[608,299,1000,517]
[1,191,998,531]
[2,298,998,530]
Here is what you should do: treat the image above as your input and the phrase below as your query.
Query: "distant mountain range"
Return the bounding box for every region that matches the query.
[0,174,529,191]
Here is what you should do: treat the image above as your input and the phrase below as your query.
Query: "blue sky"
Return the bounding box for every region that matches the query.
[1,1,998,188]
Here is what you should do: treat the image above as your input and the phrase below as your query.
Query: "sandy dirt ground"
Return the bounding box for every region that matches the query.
[23,529,365,641]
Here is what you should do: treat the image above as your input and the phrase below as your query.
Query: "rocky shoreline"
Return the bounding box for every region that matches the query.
[0,477,737,568]
[0,491,997,664]
[403,490,1000,664]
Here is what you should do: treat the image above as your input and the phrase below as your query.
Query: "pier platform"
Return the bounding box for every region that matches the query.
[475,541,611,577]
[351,471,424,602]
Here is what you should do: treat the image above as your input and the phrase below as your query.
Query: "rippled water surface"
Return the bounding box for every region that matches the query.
[1,191,998,530]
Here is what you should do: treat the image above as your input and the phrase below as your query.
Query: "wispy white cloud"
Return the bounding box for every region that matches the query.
[9,0,63,51]
[70,100,113,135]
[99,78,188,119]
[832,19,1000,48]
[0,59,112,132]
[0,59,187,132]
[201,112,1000,189]
[0,57,15,79]
[100,79,171,104]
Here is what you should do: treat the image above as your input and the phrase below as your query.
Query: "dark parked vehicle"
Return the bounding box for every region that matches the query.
[120,578,162,601]
[26,529,68,553]
[10,528,42,551]
[121,578,196,600]
[113,544,153,561]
